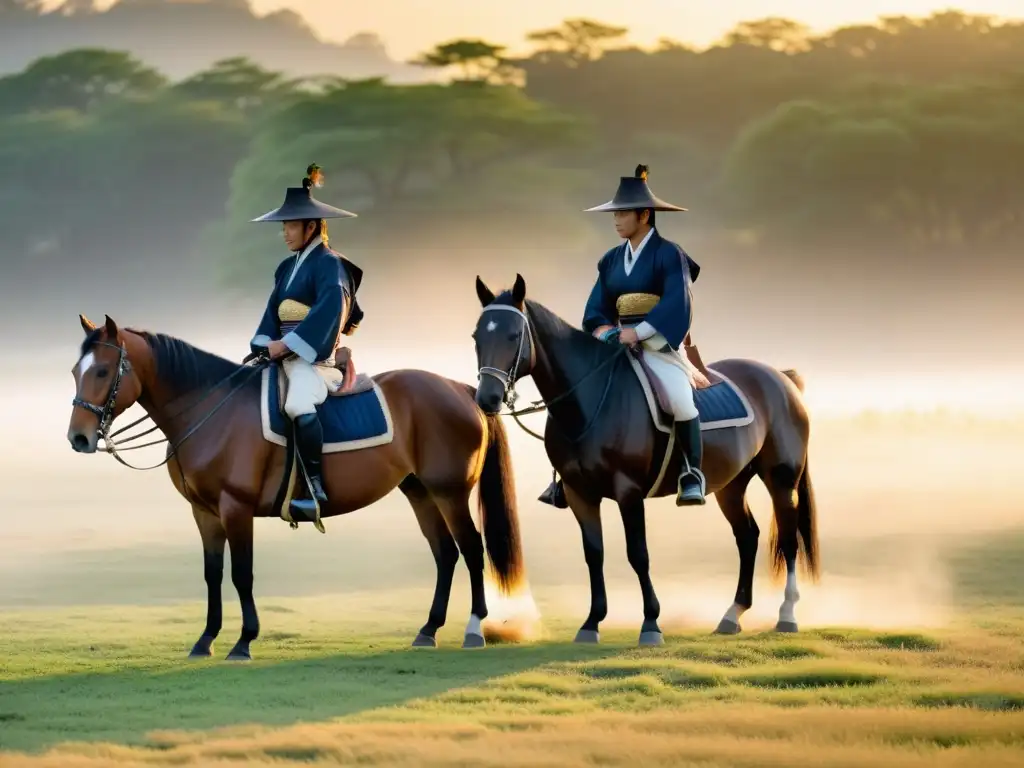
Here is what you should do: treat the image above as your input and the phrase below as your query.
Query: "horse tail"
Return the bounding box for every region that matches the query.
[795,461,821,581]
[782,368,805,393]
[767,459,821,583]
[478,412,526,595]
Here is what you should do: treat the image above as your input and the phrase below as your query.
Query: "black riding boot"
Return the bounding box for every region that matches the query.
[538,471,569,509]
[294,412,328,505]
[674,417,706,506]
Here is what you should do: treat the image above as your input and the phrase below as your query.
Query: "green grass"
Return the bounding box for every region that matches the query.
[3,531,1024,766]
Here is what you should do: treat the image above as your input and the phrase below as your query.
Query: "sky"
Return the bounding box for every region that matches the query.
[250,1,1024,58]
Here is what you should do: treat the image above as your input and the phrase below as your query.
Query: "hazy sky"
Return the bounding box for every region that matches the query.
[251,1,1023,58]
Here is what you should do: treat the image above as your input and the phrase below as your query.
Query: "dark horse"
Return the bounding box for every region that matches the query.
[472,275,819,645]
[67,314,531,660]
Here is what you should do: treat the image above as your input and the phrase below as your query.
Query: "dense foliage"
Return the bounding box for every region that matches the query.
[1,9,1021,289]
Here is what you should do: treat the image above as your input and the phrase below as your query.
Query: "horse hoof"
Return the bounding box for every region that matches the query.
[714,619,742,635]
[225,646,252,661]
[412,633,437,648]
[462,633,486,649]
[775,621,799,634]
[639,631,664,647]
[188,635,215,658]
[574,629,600,644]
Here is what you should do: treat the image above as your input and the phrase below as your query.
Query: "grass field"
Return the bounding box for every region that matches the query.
[2,529,1024,767]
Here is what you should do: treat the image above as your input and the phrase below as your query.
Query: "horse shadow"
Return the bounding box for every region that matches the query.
[0,641,623,754]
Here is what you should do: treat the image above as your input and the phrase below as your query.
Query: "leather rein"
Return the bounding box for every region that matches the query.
[476,304,627,443]
[72,340,269,471]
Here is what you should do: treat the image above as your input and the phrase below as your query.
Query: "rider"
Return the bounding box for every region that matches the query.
[538,164,705,508]
[249,164,364,505]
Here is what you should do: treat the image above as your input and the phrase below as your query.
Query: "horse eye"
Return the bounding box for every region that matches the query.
[96,368,109,379]
[507,332,519,342]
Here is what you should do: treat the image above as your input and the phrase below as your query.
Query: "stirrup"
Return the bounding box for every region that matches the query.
[538,475,569,509]
[308,475,329,503]
[676,466,706,507]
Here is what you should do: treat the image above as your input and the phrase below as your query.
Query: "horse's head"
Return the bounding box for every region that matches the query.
[473,274,533,415]
[68,314,142,453]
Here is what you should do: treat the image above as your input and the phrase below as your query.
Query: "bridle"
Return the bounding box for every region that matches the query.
[476,304,536,410]
[475,303,627,441]
[72,340,268,470]
[72,341,132,439]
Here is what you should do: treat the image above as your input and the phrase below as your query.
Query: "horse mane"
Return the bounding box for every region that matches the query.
[521,296,617,363]
[126,328,254,396]
[489,290,619,380]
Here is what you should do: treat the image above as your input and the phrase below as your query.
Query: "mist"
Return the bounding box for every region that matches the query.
[3,239,1021,635]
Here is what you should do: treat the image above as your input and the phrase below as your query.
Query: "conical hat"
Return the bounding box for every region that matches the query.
[252,164,357,222]
[585,165,687,212]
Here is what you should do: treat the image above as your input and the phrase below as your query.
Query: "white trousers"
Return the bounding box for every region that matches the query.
[639,333,699,421]
[282,357,343,418]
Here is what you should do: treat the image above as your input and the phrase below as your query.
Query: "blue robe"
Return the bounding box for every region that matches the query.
[250,242,364,364]
[582,230,699,351]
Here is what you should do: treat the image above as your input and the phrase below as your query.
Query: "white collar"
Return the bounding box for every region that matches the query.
[625,227,655,260]
[624,228,654,275]
[286,235,322,288]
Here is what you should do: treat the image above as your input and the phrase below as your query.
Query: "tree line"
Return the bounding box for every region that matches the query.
[1,9,1021,291]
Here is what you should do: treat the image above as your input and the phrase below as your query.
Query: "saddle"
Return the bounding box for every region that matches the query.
[634,334,716,418]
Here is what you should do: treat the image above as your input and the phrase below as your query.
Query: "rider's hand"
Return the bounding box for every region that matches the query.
[618,327,639,347]
[267,339,289,360]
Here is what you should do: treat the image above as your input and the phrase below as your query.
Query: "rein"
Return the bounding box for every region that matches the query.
[73,341,269,471]
[477,304,627,443]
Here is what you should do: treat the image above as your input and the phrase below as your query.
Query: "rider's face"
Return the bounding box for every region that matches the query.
[282,220,316,251]
[613,209,649,239]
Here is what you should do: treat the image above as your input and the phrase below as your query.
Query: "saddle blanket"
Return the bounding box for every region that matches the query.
[260,366,394,453]
[627,354,754,433]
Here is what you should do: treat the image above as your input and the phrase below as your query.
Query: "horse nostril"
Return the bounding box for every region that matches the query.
[71,433,90,452]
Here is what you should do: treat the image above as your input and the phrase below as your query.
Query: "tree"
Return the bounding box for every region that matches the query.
[526,18,628,64]
[172,57,294,114]
[410,39,517,84]
[2,49,166,113]
[213,79,587,285]
[721,17,811,53]
[719,80,1024,248]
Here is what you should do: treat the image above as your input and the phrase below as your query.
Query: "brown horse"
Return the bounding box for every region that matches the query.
[472,276,820,645]
[67,314,529,660]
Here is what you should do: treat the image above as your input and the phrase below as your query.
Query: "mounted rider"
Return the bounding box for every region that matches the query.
[249,164,364,506]
[538,164,706,508]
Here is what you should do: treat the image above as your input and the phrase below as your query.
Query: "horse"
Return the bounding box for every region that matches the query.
[66,314,530,660]
[471,275,820,645]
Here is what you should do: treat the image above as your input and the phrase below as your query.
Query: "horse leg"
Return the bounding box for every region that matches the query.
[565,483,606,643]
[713,469,759,635]
[762,464,803,633]
[188,505,226,658]
[220,492,260,660]
[402,477,459,648]
[434,491,488,649]
[618,498,663,646]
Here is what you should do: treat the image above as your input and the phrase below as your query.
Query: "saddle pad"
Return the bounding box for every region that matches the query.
[260,367,394,453]
[626,354,754,433]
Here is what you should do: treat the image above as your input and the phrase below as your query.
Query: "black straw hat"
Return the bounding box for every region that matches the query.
[585,164,687,212]
[252,164,357,222]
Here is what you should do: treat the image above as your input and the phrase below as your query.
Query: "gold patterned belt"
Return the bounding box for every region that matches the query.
[278,299,310,332]
[616,292,659,325]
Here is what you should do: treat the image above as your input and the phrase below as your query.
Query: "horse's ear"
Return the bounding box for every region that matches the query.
[104,315,119,339]
[79,314,96,334]
[511,273,526,306]
[475,276,495,307]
